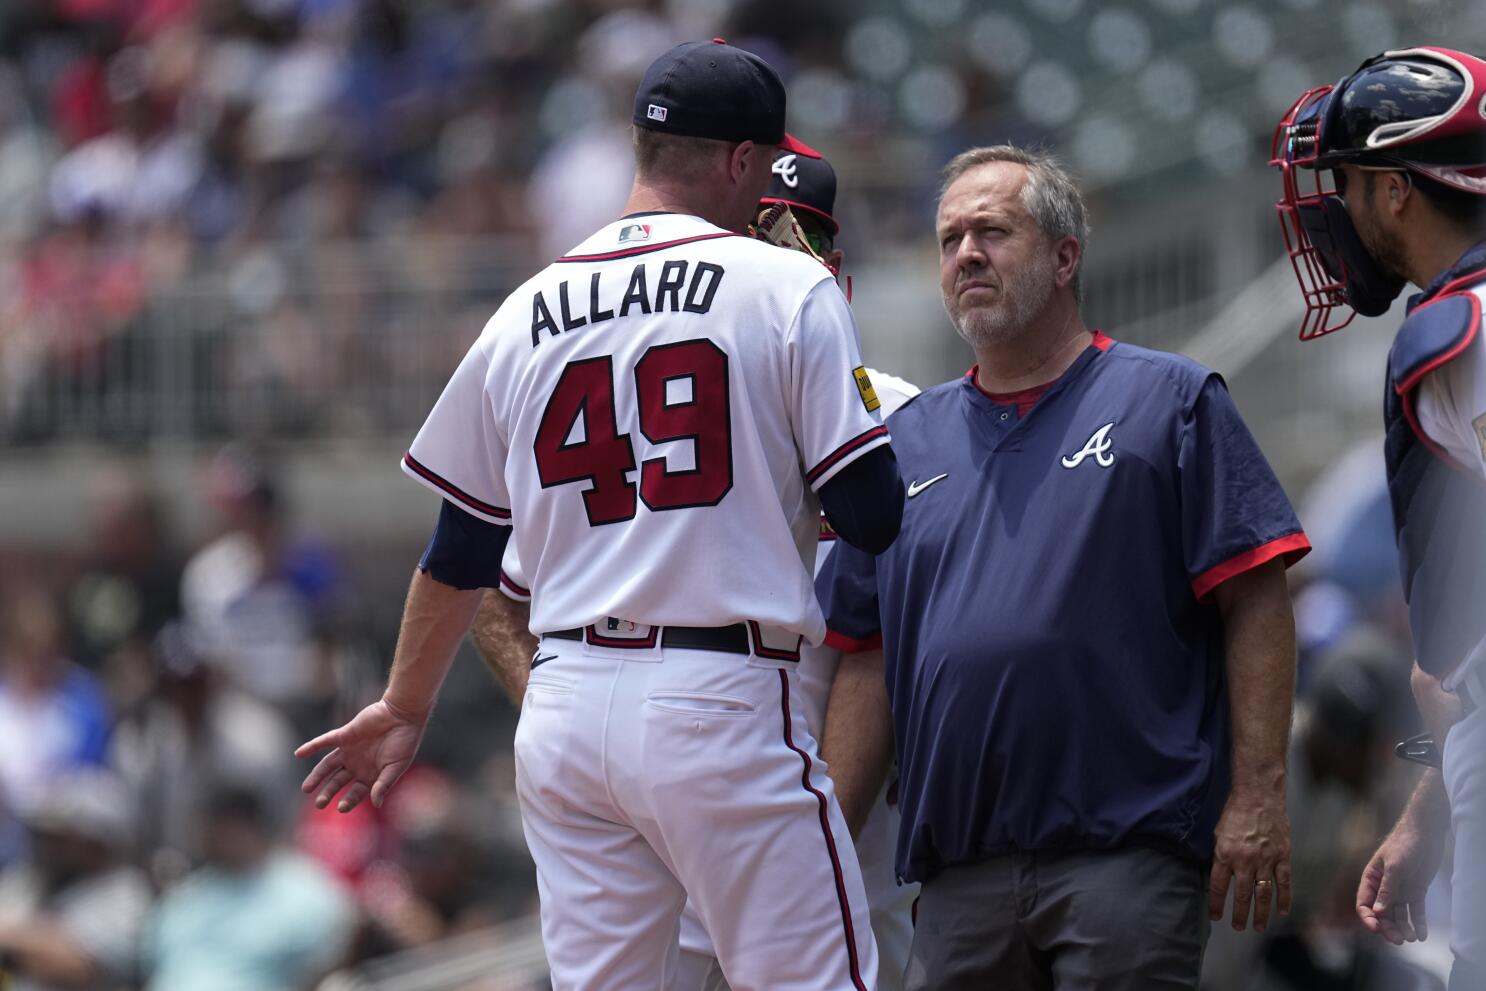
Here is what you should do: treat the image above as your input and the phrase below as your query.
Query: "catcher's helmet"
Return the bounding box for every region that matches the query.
[1271,47,1486,338]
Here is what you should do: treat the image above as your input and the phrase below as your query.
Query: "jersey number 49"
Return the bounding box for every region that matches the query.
[534,339,734,526]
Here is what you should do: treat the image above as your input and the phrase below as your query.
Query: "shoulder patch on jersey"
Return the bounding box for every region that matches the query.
[1390,291,1482,397]
[853,366,880,413]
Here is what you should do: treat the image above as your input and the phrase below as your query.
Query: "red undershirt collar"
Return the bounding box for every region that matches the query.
[968,331,1113,415]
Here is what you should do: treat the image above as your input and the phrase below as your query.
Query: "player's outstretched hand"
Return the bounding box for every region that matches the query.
[1356,818,1446,945]
[295,698,427,813]
[1208,786,1293,933]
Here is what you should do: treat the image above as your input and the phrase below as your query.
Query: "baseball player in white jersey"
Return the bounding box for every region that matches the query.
[473,150,923,991]
[296,41,904,991]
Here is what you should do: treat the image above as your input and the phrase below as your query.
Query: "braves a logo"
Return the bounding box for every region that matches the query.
[1061,422,1115,469]
[772,154,799,188]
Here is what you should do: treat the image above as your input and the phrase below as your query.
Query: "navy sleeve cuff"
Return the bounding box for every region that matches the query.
[420,500,513,590]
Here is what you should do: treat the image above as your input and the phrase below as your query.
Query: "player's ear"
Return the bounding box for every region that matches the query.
[825,248,845,275]
[1385,170,1412,218]
[729,140,758,185]
[1053,235,1081,292]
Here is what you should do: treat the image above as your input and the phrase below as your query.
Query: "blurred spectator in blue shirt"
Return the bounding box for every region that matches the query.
[180,447,341,730]
[0,589,110,824]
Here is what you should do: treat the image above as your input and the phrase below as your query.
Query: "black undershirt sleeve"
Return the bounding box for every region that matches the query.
[419,499,513,590]
[818,444,904,555]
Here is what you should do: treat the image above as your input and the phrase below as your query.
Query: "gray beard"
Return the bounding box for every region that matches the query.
[947,253,1057,349]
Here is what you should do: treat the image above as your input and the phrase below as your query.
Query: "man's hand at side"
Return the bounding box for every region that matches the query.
[1209,557,1297,933]
[296,568,483,812]
[1357,770,1450,944]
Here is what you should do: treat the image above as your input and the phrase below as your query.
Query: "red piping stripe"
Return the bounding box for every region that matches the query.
[748,621,803,662]
[1392,287,1485,477]
[499,571,530,598]
[807,426,890,485]
[1430,265,1486,300]
[824,629,882,654]
[556,232,739,263]
[776,669,868,991]
[1394,291,1481,397]
[1191,532,1312,603]
[403,453,512,520]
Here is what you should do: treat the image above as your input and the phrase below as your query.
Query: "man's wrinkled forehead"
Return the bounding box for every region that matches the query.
[936,161,1029,232]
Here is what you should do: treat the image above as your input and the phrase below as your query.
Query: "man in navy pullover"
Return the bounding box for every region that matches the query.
[819,145,1309,990]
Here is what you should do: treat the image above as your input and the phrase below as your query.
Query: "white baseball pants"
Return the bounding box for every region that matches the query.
[1444,686,1484,977]
[514,634,878,991]
[676,774,915,991]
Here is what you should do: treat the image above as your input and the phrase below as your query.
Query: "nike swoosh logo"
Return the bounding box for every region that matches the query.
[532,653,558,668]
[906,473,948,497]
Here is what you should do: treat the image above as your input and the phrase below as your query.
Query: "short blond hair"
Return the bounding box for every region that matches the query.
[632,126,733,184]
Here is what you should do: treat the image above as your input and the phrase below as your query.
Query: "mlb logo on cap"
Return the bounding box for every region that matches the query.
[632,40,819,158]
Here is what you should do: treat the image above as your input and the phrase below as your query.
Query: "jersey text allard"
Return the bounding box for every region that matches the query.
[531,261,726,347]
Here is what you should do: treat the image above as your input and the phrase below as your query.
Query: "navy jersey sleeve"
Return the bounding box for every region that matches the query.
[1180,375,1311,602]
[815,537,883,652]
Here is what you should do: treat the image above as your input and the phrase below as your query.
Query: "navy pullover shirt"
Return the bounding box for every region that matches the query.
[818,334,1308,884]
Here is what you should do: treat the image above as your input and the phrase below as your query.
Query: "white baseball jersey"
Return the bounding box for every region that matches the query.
[500,370,922,991]
[403,213,888,644]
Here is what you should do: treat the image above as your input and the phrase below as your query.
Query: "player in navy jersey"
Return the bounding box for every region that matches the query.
[818,145,1310,990]
[1271,46,1486,990]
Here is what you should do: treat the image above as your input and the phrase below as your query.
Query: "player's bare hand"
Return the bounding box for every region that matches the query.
[1208,786,1292,932]
[1356,816,1445,945]
[296,698,427,813]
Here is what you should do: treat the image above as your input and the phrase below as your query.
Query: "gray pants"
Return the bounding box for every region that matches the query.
[905,846,1210,990]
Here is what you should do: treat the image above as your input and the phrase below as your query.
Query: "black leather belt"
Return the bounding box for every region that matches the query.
[546,623,751,654]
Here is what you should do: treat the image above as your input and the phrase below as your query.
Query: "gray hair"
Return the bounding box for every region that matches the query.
[939,145,1090,301]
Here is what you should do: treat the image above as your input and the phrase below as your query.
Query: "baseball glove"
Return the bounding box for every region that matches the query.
[750,202,829,268]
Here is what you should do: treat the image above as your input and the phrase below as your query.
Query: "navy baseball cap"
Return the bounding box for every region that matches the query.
[761,149,839,235]
[633,39,820,158]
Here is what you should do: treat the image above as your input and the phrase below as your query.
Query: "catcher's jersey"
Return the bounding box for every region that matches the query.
[404,212,888,643]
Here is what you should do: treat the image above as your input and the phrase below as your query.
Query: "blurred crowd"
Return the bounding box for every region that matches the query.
[0,446,538,991]
[0,0,935,443]
[0,1,1475,989]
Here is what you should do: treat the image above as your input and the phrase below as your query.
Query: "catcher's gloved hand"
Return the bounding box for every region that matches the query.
[750,203,829,268]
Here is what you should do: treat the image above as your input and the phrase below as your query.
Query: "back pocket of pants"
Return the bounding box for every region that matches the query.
[527,674,576,696]
[645,690,756,715]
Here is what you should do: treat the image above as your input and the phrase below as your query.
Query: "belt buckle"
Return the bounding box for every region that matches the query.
[585,618,659,649]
